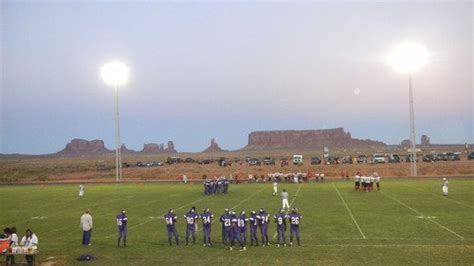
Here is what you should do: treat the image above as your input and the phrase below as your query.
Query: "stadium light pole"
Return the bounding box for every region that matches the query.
[388,41,428,177]
[101,61,129,181]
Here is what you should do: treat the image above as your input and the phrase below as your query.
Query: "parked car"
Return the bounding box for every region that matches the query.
[166,157,181,164]
[341,156,353,164]
[325,156,339,165]
[218,157,231,166]
[356,155,367,163]
[199,159,213,165]
[436,153,447,161]
[356,154,368,164]
[422,154,437,162]
[293,155,304,165]
[468,152,474,160]
[311,156,322,165]
[388,154,401,163]
[372,153,386,164]
[136,161,145,167]
[249,158,261,166]
[184,158,195,163]
[122,162,130,168]
[151,161,163,166]
[262,157,275,165]
[445,152,460,161]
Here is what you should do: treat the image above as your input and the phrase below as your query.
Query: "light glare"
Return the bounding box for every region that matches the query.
[101,61,129,86]
[388,41,428,74]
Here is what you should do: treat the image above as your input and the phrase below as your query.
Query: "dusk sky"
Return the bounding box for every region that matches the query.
[1,1,472,154]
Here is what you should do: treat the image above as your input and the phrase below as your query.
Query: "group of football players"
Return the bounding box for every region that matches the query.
[203,176,230,195]
[354,172,381,192]
[163,206,302,250]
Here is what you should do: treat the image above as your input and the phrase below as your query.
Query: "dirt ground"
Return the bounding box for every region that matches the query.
[1,150,473,183]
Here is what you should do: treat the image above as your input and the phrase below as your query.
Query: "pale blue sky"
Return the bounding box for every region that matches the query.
[1,1,472,154]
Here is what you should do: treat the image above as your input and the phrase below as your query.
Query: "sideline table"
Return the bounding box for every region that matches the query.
[4,247,39,266]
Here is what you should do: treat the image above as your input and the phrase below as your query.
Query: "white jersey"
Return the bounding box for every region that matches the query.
[281,191,289,200]
[11,233,18,246]
[273,182,278,188]
[443,180,448,187]
[369,176,374,182]
[361,176,367,183]
[375,176,380,182]
[20,234,38,247]
[355,175,361,182]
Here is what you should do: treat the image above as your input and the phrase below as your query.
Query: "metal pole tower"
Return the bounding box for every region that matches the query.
[115,84,122,181]
[408,74,417,176]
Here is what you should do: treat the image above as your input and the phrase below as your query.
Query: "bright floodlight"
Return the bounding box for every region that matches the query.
[101,61,129,86]
[388,41,428,74]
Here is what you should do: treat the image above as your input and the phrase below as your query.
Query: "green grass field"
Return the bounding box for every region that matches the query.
[1,179,473,265]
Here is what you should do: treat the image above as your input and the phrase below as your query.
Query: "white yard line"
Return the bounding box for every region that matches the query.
[381,191,465,240]
[273,184,303,238]
[334,185,367,239]
[289,184,303,208]
[400,183,474,210]
[105,196,208,238]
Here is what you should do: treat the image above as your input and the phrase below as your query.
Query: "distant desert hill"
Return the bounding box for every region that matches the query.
[57,139,111,155]
[243,128,386,150]
[202,138,225,153]
[56,139,177,156]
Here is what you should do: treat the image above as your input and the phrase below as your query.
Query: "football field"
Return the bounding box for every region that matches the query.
[1,178,473,265]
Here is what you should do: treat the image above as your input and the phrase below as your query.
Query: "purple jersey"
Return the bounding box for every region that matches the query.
[200,212,213,226]
[184,211,199,227]
[274,213,286,229]
[288,213,302,227]
[220,214,232,229]
[164,213,177,228]
[257,212,269,225]
[116,213,128,229]
[237,215,247,229]
[248,214,258,228]
[230,214,238,229]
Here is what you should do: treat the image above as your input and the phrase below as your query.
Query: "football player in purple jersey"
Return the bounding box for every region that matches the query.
[164,209,179,246]
[220,209,232,248]
[257,208,270,246]
[248,210,259,246]
[200,207,213,246]
[228,210,238,250]
[236,210,248,251]
[184,206,199,245]
[288,208,303,246]
[116,210,128,247]
[273,208,287,247]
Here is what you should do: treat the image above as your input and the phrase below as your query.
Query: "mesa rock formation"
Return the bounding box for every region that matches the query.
[244,128,386,150]
[203,138,224,153]
[57,139,110,155]
[421,135,431,146]
[140,141,176,153]
[56,139,176,156]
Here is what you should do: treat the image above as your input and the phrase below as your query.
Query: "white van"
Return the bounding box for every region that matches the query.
[293,155,304,165]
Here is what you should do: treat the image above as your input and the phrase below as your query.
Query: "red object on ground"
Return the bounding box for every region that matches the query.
[0,239,10,252]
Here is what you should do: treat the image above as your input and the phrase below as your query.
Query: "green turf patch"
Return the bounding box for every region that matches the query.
[1,179,473,265]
